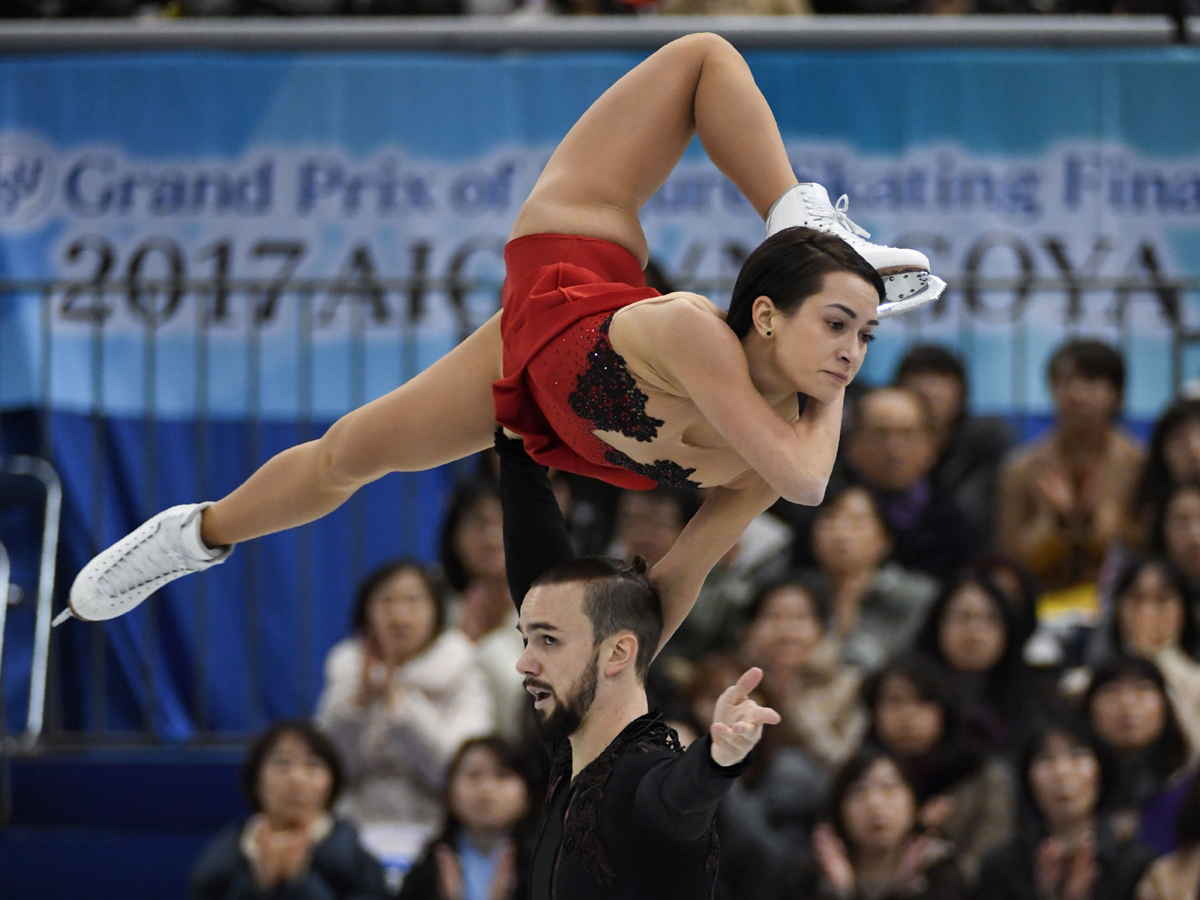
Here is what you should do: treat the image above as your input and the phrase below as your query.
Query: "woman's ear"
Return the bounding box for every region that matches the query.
[751,295,777,338]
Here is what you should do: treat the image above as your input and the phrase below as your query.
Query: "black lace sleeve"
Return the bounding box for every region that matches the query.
[495,430,577,611]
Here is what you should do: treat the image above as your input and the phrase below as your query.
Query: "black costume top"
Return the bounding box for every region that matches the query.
[495,431,748,900]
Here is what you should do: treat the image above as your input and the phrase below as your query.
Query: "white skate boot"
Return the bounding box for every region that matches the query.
[766,183,946,319]
[56,502,233,624]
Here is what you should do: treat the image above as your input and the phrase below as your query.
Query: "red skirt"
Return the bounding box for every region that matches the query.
[492,233,664,490]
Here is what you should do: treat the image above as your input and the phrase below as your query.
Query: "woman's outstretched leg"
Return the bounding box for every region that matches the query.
[201,310,502,547]
[63,312,502,622]
[511,32,798,264]
[513,33,940,314]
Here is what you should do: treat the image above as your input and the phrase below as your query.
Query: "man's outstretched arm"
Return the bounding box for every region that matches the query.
[494,430,577,610]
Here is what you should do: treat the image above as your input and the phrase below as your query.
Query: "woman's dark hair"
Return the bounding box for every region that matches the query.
[241,719,343,813]
[1084,655,1188,778]
[725,227,886,340]
[351,559,444,637]
[915,571,1017,673]
[969,553,1040,649]
[1018,715,1117,826]
[813,480,894,538]
[744,578,829,634]
[1136,399,1200,521]
[1153,481,1200,557]
[1108,554,1198,656]
[827,746,920,848]
[439,478,502,593]
[895,344,968,396]
[433,736,537,845]
[862,654,963,740]
[916,569,1044,753]
[861,654,986,797]
[1174,772,1200,848]
[1046,338,1126,397]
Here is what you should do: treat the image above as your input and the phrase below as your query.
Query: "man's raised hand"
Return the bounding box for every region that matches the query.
[709,666,781,767]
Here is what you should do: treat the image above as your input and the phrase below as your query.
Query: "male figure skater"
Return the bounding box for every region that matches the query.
[494,431,779,899]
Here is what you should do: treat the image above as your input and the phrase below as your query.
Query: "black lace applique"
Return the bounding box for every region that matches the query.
[569,315,664,444]
[538,712,691,889]
[605,449,701,490]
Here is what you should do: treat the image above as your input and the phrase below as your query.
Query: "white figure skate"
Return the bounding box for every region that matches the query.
[56,502,232,625]
[766,183,946,319]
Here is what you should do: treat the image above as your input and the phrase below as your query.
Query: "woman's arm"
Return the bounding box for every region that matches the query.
[632,301,843,505]
[650,472,780,653]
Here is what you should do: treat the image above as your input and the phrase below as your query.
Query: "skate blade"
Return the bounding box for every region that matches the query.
[878,275,947,320]
[52,607,74,627]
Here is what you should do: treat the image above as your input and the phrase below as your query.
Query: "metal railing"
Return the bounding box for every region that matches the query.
[0,458,61,750]
[0,15,1186,53]
[2,271,1199,745]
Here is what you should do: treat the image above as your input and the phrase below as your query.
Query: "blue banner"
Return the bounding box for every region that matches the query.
[3,47,1200,736]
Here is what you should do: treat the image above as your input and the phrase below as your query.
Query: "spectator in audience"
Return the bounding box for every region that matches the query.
[441,480,525,742]
[1134,772,1200,900]
[315,561,494,855]
[686,653,829,900]
[789,747,968,900]
[862,655,1015,883]
[1101,555,1200,756]
[894,344,1014,548]
[1153,483,1200,611]
[914,571,1046,753]
[740,579,867,769]
[1085,656,1192,853]
[971,554,1045,664]
[398,737,537,900]
[976,717,1155,900]
[1133,399,1200,545]
[997,339,1143,595]
[844,387,981,582]
[191,720,388,900]
[808,483,940,672]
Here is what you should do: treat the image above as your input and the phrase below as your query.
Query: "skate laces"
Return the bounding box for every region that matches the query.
[806,192,871,241]
[97,521,190,597]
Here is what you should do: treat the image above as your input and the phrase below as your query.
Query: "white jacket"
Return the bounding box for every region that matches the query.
[315,630,495,830]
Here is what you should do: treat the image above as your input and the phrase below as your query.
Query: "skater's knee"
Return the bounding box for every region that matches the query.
[673,32,738,65]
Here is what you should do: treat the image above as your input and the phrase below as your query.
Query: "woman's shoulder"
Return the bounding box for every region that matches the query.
[401,629,485,690]
[324,636,365,677]
[612,291,737,353]
[190,821,249,890]
[309,819,388,893]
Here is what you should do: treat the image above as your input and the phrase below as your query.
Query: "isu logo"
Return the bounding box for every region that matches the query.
[0,134,55,226]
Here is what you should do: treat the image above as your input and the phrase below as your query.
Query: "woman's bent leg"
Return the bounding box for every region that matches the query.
[510,33,797,265]
[200,310,503,547]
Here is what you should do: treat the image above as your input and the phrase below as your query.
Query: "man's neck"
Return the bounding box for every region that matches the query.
[568,684,649,781]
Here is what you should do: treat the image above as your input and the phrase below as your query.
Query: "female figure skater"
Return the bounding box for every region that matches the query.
[66,34,944,641]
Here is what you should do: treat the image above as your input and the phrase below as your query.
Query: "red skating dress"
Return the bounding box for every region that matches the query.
[492,233,701,491]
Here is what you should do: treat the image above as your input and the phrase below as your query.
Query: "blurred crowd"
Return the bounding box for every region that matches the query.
[3,0,1195,21]
[190,335,1200,900]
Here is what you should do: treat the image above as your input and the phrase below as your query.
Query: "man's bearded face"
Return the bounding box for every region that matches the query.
[525,645,600,743]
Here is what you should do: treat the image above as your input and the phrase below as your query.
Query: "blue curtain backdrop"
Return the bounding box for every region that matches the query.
[1,47,1198,738]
